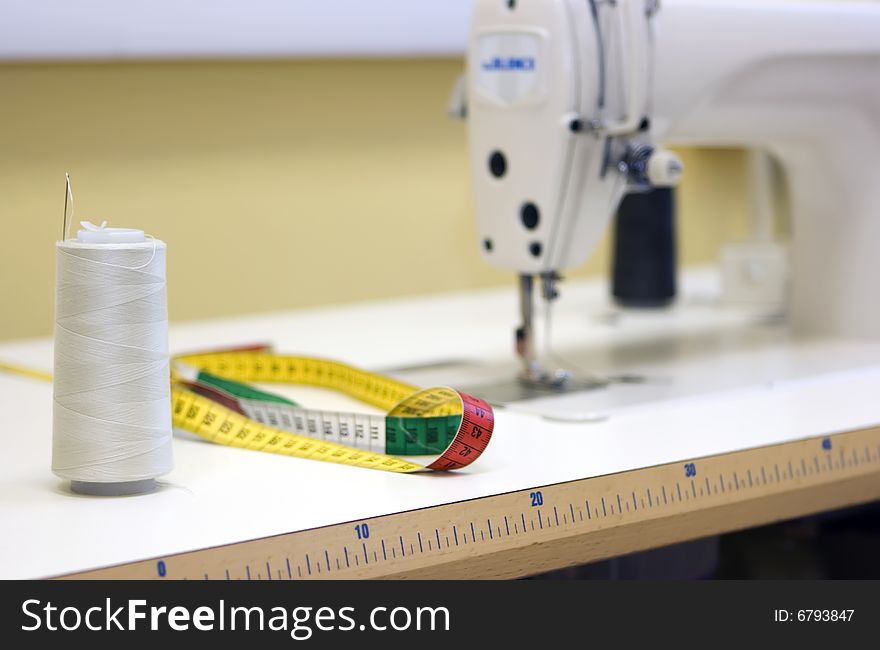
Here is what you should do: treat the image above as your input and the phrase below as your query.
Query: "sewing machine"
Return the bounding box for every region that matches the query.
[460,0,880,390]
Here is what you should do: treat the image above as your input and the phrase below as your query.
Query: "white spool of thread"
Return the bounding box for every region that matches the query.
[52,221,173,496]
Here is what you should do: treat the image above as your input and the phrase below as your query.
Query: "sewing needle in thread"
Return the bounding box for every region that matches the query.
[62,173,74,241]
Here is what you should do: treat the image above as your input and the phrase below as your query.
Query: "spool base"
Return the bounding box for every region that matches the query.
[70,479,156,497]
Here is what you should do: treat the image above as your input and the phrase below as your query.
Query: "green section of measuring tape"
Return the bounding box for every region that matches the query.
[195,370,461,456]
[387,414,462,456]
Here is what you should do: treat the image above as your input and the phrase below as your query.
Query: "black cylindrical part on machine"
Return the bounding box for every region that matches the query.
[611,187,677,308]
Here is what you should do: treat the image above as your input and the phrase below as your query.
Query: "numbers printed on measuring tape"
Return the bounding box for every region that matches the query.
[684,463,697,477]
[530,491,543,507]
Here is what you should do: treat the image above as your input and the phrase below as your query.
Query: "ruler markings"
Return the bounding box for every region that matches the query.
[65,428,880,580]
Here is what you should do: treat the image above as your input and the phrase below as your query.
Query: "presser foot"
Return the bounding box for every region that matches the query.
[518,363,572,390]
[461,369,606,406]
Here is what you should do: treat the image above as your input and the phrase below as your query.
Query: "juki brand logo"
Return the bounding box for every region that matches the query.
[481,56,536,72]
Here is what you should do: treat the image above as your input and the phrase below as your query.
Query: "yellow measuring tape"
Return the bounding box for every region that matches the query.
[2,350,494,474]
[0,362,53,383]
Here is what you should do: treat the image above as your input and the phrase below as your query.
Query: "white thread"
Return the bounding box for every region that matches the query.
[52,239,173,484]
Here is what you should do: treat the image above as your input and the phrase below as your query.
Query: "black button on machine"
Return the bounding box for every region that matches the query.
[521,202,540,230]
[489,151,507,178]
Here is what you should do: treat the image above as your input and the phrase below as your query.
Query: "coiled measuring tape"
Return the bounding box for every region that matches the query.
[2,350,494,474]
[172,349,493,472]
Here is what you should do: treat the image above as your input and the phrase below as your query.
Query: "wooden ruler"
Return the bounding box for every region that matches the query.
[63,426,880,580]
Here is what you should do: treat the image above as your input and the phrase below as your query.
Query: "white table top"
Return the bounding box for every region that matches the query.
[3,268,880,579]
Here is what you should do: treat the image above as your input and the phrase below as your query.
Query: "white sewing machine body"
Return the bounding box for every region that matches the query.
[467,0,880,344]
[655,0,880,341]
[467,0,655,275]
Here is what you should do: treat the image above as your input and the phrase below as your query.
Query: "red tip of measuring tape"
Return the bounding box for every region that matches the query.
[428,391,494,471]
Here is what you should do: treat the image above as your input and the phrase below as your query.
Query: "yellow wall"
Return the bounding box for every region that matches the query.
[0,60,751,341]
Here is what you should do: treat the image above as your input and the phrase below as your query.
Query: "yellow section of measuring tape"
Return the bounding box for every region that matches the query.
[0,362,53,383]
[174,351,458,417]
[171,385,424,473]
